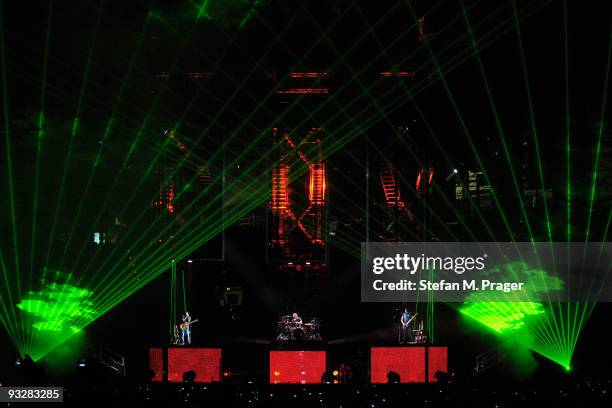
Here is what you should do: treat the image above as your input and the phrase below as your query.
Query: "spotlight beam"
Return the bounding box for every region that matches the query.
[87,2,546,328]
[0,3,26,352]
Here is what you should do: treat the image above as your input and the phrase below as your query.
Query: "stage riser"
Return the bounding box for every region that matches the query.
[371,346,448,383]
[150,346,448,384]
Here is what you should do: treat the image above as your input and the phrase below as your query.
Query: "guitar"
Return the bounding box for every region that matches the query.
[401,313,418,328]
[179,319,199,330]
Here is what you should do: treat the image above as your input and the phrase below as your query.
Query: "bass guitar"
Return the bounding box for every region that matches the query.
[179,319,199,330]
[401,313,418,328]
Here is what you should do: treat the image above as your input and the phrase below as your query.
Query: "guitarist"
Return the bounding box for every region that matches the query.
[400,307,416,344]
[180,311,192,345]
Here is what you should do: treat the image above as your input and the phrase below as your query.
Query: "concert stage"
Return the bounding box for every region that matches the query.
[371,346,448,383]
[149,345,448,384]
[4,1,611,406]
[149,347,223,383]
[270,350,327,384]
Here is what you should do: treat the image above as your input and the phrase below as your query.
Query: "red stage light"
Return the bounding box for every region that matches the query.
[274,88,329,94]
[271,164,289,210]
[379,71,415,77]
[269,351,326,384]
[167,348,222,383]
[370,347,426,383]
[309,163,326,205]
[289,72,328,78]
[380,167,404,208]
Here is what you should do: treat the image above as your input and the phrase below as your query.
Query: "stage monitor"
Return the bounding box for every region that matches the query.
[269,350,326,384]
[167,348,222,383]
[370,347,426,383]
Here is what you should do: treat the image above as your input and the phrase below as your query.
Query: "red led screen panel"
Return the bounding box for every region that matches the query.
[370,347,426,383]
[149,348,163,382]
[269,351,326,384]
[428,347,448,382]
[167,348,222,383]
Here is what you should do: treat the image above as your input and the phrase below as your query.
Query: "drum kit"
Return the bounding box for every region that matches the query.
[276,315,322,341]
[413,328,428,344]
[413,320,427,343]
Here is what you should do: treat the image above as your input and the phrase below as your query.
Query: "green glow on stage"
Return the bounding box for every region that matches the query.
[456,261,581,369]
[458,298,583,369]
[460,301,544,333]
[16,274,95,359]
[17,280,95,333]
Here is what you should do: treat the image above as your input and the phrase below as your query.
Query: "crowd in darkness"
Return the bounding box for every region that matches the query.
[3,357,611,407]
[128,380,612,407]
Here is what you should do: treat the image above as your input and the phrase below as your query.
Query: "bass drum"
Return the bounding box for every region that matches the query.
[303,323,314,338]
[291,327,304,340]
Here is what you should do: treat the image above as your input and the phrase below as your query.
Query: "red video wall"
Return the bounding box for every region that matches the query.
[149,348,163,382]
[370,347,448,383]
[269,351,326,384]
[428,346,448,382]
[427,347,448,382]
[370,347,426,383]
[167,348,222,383]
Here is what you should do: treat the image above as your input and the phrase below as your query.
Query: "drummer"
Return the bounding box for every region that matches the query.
[291,312,302,325]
